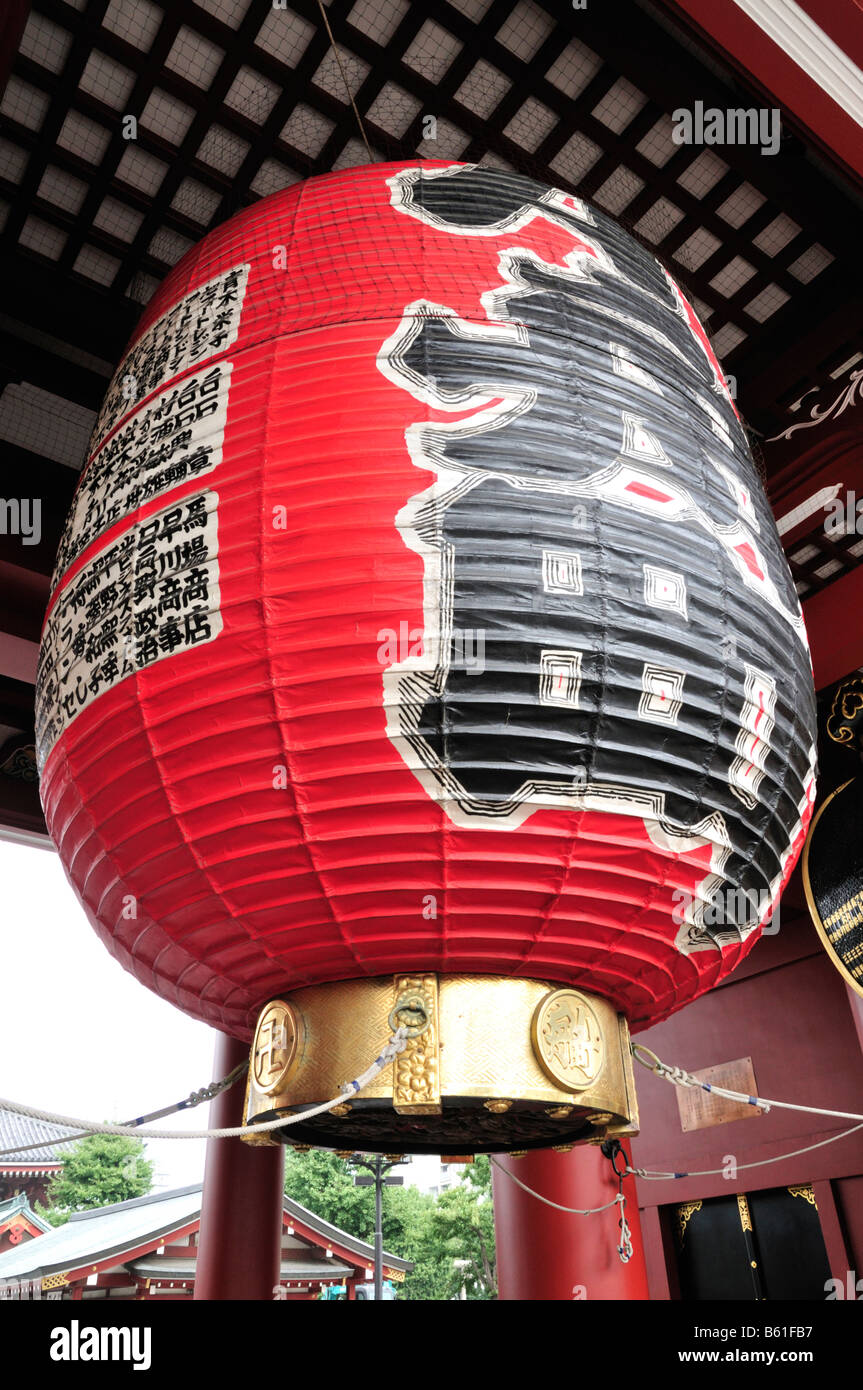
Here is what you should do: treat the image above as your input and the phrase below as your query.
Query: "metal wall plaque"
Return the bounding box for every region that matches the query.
[675,1057,761,1132]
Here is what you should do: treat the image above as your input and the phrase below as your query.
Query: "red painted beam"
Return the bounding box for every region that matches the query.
[281,1208,399,1281]
[63,1219,200,1286]
[194,1032,285,1301]
[492,1145,649,1301]
[660,0,863,187]
[804,562,863,690]
[767,424,863,545]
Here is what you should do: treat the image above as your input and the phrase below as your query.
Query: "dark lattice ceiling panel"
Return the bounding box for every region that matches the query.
[0,0,859,536]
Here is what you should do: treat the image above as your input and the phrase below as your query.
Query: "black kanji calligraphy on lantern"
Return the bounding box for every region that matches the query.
[379,165,816,954]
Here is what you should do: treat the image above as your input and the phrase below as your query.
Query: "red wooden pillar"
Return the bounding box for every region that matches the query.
[493,1144,650,1300]
[195,1032,285,1301]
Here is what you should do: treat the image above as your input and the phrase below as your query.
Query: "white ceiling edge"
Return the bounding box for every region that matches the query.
[733,0,863,130]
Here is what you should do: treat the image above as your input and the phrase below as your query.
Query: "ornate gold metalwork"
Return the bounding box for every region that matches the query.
[242,975,639,1147]
[41,1272,69,1291]
[389,986,432,1038]
[240,1067,281,1146]
[251,999,304,1096]
[609,1015,640,1139]
[677,1200,702,1246]
[827,678,863,747]
[788,1184,817,1207]
[392,974,442,1115]
[737,1193,753,1232]
[531,989,605,1091]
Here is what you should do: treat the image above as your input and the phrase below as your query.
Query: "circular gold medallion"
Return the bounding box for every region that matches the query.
[252,999,303,1096]
[531,989,605,1091]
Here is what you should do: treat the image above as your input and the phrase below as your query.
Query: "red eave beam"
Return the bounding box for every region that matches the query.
[804,565,863,690]
[659,0,863,188]
[62,1218,201,1287]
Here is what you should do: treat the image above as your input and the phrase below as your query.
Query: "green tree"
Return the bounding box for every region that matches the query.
[423,1157,496,1299]
[283,1150,496,1300]
[381,1183,451,1302]
[39,1135,153,1224]
[283,1148,375,1238]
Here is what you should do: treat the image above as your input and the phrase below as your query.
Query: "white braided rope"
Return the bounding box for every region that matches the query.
[489,1155,635,1265]
[0,1029,407,1150]
[489,1155,625,1216]
[632,1042,863,1122]
[629,1122,863,1181]
[629,1042,863,1180]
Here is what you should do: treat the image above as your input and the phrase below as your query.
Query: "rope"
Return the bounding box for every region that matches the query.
[490,1151,635,1264]
[0,1062,251,1158]
[617,1205,633,1264]
[489,1156,625,1215]
[632,1042,863,1123]
[315,0,374,163]
[628,1122,863,1181]
[0,1030,407,1150]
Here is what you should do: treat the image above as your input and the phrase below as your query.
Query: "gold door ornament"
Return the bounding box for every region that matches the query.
[788,1184,817,1207]
[676,1200,702,1246]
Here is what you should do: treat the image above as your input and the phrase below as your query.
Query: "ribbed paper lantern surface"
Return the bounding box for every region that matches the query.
[37,162,816,1039]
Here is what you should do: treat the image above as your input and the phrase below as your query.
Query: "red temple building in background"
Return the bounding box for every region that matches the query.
[0,1194,51,1254]
[0,1184,410,1300]
[0,1112,76,1210]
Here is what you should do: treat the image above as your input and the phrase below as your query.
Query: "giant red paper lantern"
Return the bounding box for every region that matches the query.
[37,162,816,1054]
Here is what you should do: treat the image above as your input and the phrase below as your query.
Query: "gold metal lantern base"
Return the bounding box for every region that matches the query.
[242,975,639,1155]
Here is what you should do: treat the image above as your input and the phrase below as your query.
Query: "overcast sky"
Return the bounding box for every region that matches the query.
[0,837,218,1191]
[0,837,442,1197]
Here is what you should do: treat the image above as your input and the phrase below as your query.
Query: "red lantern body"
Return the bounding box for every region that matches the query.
[37,162,816,1048]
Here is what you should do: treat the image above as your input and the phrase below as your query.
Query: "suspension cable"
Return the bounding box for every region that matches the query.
[0,1030,406,1149]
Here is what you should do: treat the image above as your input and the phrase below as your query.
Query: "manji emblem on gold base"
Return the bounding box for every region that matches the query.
[242,975,639,1155]
[251,999,304,1095]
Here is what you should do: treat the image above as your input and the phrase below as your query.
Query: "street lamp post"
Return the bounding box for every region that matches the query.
[351,1153,407,1299]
